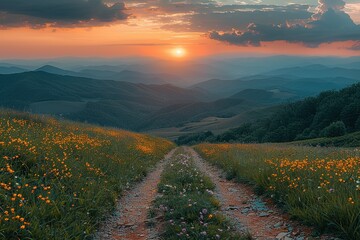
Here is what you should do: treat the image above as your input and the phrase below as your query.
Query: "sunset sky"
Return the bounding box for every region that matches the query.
[0,0,360,59]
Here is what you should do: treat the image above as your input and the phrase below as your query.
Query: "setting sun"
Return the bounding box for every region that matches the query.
[171,47,187,58]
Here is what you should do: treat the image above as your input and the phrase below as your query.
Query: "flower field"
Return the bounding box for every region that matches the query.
[0,110,175,239]
[195,144,360,239]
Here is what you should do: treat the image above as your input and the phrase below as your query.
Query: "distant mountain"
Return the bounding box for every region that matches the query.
[78,69,168,84]
[137,98,258,131]
[35,65,79,76]
[230,89,297,104]
[340,61,360,69]
[35,65,169,84]
[0,66,27,74]
[191,74,359,98]
[0,71,208,130]
[266,64,360,79]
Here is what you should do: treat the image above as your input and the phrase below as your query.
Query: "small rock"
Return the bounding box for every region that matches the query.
[227,206,240,210]
[274,221,283,228]
[228,188,238,192]
[259,212,270,217]
[284,237,294,240]
[291,229,301,236]
[276,232,289,240]
[241,208,250,214]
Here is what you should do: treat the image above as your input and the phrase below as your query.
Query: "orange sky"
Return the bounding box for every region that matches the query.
[0,2,359,59]
[1,25,359,60]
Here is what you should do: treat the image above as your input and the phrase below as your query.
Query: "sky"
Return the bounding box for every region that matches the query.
[0,0,360,59]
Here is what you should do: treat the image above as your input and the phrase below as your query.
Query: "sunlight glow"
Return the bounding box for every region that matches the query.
[171,47,187,58]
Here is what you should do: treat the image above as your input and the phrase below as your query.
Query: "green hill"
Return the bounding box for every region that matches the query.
[177,82,360,146]
[0,71,208,130]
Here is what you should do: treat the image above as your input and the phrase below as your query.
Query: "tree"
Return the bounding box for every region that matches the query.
[320,121,346,138]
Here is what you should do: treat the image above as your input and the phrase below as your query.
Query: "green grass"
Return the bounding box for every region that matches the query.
[0,109,175,239]
[195,143,360,239]
[149,148,251,240]
[292,131,360,147]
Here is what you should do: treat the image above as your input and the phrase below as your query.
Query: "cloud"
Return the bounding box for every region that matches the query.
[0,0,128,28]
[161,5,312,32]
[349,41,360,50]
[126,0,312,32]
[208,0,360,46]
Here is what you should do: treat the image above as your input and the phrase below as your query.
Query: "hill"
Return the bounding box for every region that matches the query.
[191,75,359,98]
[0,109,174,239]
[266,64,360,79]
[34,65,168,84]
[35,65,78,76]
[0,66,27,74]
[138,98,256,130]
[177,82,360,145]
[0,71,208,129]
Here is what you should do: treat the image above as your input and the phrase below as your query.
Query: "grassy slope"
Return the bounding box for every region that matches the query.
[0,110,175,239]
[195,144,360,239]
[292,131,360,147]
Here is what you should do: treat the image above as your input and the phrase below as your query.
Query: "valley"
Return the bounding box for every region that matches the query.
[1,57,360,141]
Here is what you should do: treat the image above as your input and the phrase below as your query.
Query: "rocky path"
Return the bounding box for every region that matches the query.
[94,149,176,240]
[187,147,334,240]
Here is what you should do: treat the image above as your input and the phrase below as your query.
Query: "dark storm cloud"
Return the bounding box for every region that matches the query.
[208,0,360,46]
[0,0,128,28]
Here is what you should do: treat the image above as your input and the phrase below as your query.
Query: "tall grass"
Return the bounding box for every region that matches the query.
[195,144,360,239]
[0,110,175,239]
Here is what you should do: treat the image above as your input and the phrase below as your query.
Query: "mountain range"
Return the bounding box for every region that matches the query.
[0,61,360,138]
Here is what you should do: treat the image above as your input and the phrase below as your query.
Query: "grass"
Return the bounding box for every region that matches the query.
[0,110,175,239]
[195,143,360,239]
[149,148,251,240]
[292,131,360,147]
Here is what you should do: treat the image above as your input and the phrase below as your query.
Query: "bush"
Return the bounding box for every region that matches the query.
[321,121,346,138]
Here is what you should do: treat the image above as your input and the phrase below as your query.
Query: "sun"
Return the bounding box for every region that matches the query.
[170,47,187,58]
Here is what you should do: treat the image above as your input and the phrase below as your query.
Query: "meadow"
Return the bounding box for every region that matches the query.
[0,110,174,239]
[150,148,249,240]
[195,144,360,239]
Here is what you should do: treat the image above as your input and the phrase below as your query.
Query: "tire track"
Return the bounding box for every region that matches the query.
[94,148,176,240]
[187,147,333,240]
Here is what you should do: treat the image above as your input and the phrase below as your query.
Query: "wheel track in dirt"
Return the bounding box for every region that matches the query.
[94,148,176,240]
[95,147,337,240]
[186,146,335,240]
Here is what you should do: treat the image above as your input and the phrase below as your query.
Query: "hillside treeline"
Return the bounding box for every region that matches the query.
[177,83,360,145]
